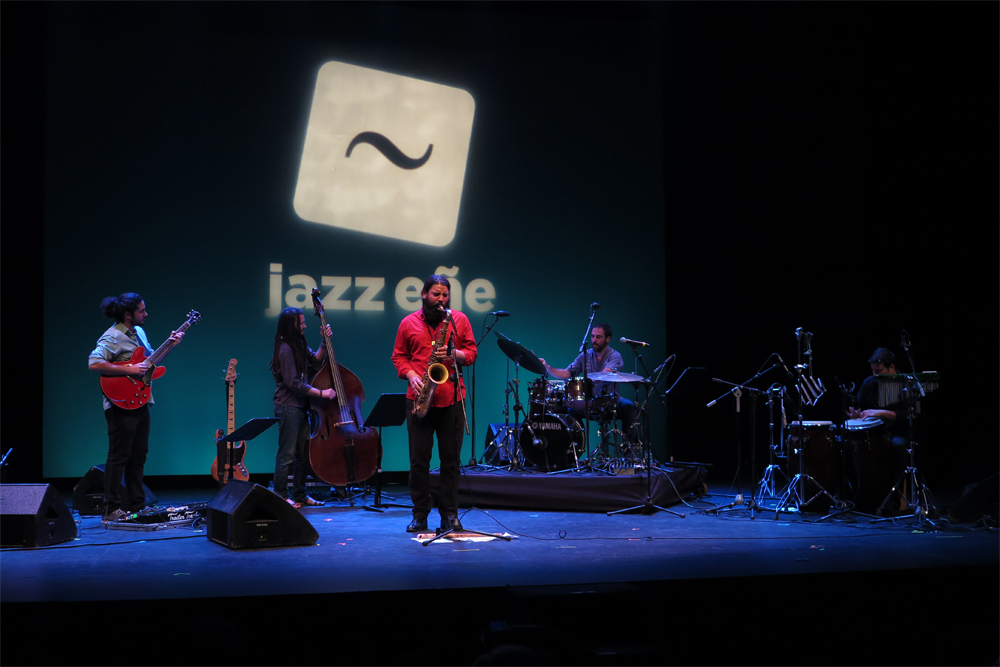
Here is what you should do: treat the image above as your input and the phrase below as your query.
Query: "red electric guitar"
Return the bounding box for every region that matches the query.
[211,359,250,485]
[99,310,201,409]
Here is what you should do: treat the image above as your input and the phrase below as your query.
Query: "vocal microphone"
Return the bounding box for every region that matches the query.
[490,310,511,317]
[776,353,796,382]
[591,302,601,310]
[653,354,676,375]
[620,337,650,347]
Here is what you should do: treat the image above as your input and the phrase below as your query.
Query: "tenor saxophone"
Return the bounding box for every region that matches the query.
[412,308,452,418]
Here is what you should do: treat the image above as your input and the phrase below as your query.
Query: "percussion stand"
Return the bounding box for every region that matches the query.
[608,378,685,519]
[871,371,938,526]
[772,378,841,519]
[756,384,789,503]
[502,370,530,473]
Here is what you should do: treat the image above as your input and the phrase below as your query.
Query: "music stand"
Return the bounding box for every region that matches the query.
[220,417,279,444]
[363,393,411,511]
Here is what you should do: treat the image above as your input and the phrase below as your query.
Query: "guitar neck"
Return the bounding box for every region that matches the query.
[227,380,236,436]
[147,319,192,365]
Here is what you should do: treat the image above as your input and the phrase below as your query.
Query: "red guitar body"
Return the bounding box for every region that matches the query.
[99,309,200,409]
[99,348,167,409]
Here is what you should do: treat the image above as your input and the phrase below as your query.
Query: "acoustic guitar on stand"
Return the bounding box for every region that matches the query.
[211,359,250,486]
[99,310,201,409]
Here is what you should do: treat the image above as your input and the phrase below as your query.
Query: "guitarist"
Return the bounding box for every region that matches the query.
[88,292,184,523]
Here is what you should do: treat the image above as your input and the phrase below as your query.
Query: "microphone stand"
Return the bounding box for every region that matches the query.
[578,306,599,460]
[704,377,769,517]
[871,330,938,526]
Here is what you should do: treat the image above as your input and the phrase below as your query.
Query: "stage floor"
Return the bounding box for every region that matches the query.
[2,473,997,666]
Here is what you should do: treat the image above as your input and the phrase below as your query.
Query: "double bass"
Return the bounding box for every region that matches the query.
[307,287,381,486]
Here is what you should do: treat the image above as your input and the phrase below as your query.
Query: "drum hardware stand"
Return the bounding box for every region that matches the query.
[756,384,790,503]
[871,333,939,525]
[466,311,508,468]
[500,376,529,472]
[608,377,685,519]
[773,330,841,518]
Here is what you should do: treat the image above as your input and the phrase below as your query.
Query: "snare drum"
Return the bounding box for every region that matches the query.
[564,378,593,411]
[842,419,893,513]
[786,421,841,511]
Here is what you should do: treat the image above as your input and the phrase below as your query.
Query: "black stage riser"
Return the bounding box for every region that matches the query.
[430,466,707,513]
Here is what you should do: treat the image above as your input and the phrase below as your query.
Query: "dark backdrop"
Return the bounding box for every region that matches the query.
[3,2,997,494]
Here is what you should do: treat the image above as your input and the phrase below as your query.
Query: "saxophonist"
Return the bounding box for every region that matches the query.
[391,275,477,533]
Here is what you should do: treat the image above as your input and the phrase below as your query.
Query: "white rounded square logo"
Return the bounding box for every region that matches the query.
[293,61,475,247]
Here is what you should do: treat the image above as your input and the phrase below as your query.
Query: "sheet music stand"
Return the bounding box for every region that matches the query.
[363,393,411,511]
[218,417,279,444]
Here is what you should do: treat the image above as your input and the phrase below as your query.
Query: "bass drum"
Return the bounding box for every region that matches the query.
[520,413,584,472]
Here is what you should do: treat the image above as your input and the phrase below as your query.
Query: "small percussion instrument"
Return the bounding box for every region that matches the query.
[519,413,584,471]
[876,372,939,407]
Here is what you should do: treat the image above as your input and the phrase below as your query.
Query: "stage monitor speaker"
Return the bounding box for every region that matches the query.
[72,464,156,515]
[206,480,318,550]
[0,484,77,547]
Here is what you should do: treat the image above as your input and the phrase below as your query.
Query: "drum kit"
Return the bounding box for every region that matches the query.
[485,332,655,474]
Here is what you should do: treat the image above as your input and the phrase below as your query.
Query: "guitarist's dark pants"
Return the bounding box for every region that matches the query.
[104,404,150,513]
[406,399,464,519]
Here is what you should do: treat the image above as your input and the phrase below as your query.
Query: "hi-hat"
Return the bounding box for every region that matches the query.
[495,332,546,375]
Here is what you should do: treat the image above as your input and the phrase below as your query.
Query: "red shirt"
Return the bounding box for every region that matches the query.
[392,309,478,407]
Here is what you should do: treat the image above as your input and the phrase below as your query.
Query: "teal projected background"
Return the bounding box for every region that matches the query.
[42,4,665,478]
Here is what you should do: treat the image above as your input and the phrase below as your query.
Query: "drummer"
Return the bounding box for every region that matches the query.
[540,323,638,444]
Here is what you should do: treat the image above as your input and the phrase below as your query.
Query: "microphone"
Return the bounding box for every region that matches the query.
[490,310,510,317]
[776,353,796,383]
[591,302,601,310]
[901,329,911,348]
[653,354,676,375]
[524,422,543,448]
[620,337,650,347]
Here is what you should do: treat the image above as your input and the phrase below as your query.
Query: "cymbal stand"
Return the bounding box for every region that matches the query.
[466,312,506,468]
[756,384,789,503]
[608,378,684,518]
[502,368,529,473]
[872,332,938,525]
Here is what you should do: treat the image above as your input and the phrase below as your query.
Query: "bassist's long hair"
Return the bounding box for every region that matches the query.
[269,307,308,380]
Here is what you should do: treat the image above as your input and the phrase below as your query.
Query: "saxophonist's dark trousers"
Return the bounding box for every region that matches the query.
[406,399,464,518]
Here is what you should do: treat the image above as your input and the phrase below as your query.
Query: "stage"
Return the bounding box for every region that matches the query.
[1,470,997,666]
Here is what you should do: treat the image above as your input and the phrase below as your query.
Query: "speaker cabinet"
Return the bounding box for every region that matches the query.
[207,480,318,549]
[0,484,77,547]
[72,464,156,515]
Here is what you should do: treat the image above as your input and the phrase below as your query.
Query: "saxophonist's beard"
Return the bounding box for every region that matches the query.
[422,300,446,326]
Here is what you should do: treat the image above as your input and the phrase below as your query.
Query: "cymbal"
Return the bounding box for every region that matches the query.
[589,371,648,384]
[495,332,547,375]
